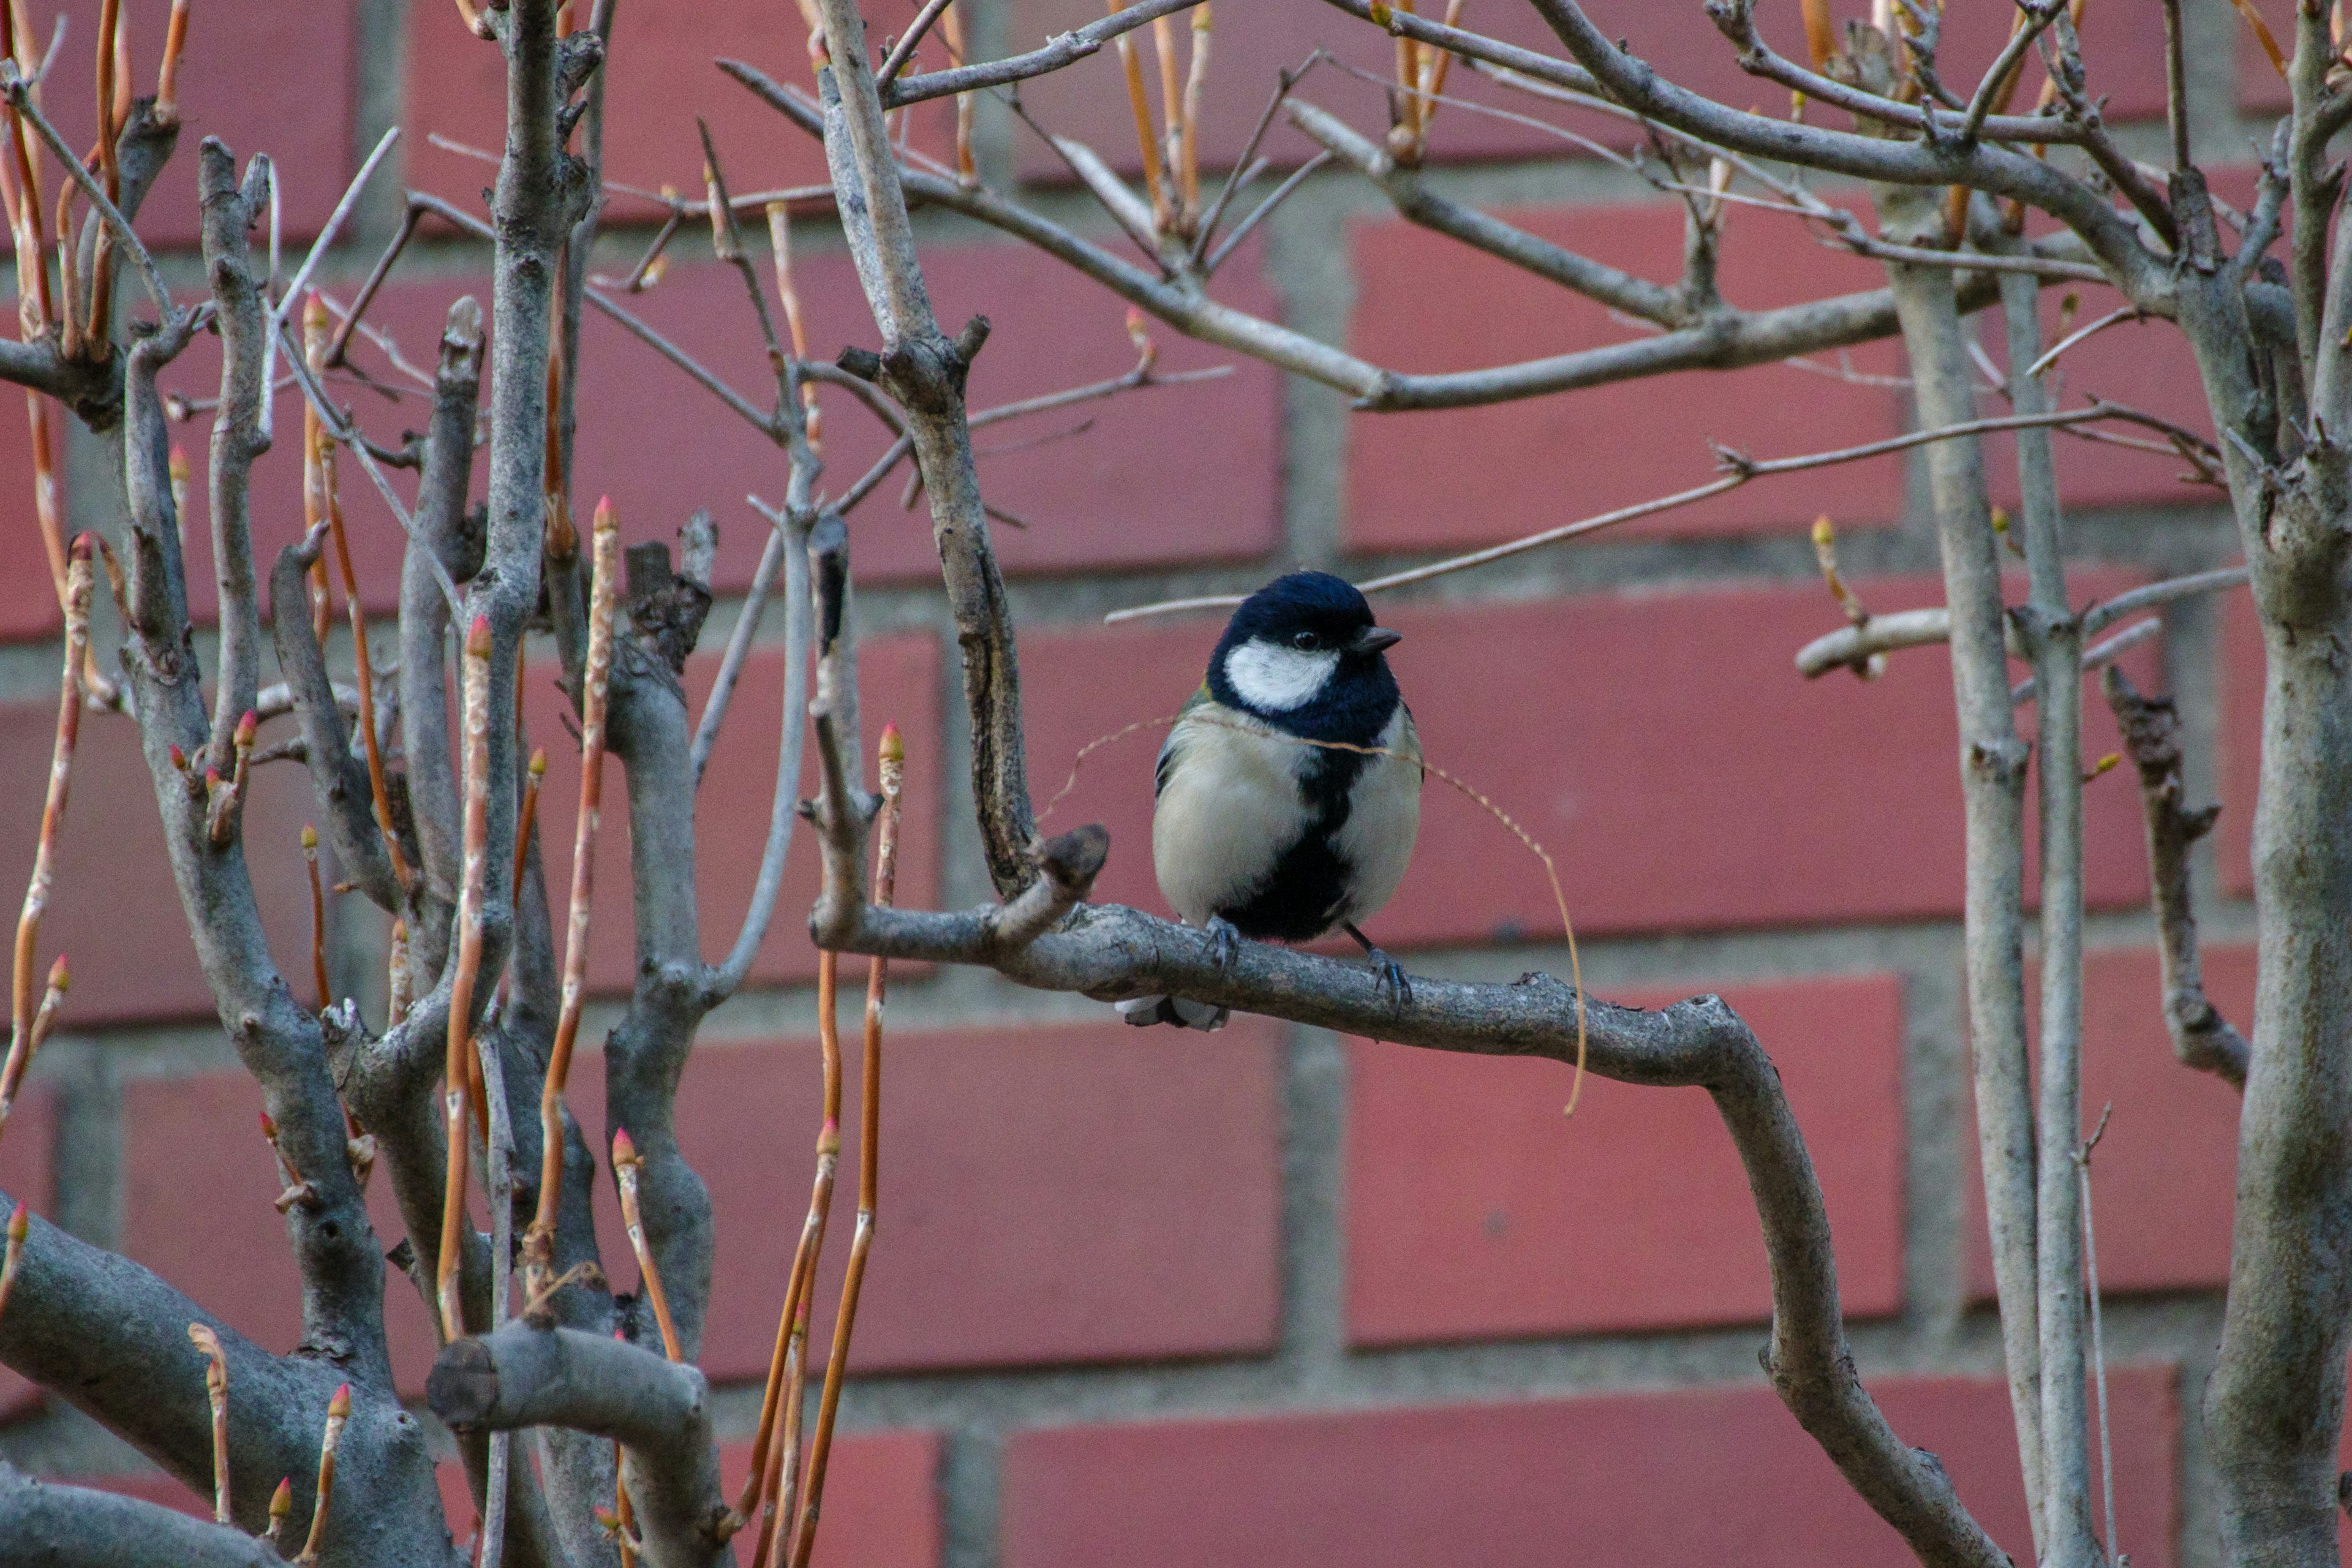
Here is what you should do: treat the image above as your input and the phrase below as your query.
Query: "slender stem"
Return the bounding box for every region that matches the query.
[438,617,495,1343]
[524,501,619,1301]
[611,1129,682,1361]
[0,539,86,1142]
[1885,237,2043,1548]
[2003,266,2097,1568]
[789,728,903,1568]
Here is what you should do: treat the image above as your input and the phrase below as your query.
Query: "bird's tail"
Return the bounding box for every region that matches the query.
[1116,995,1231,1030]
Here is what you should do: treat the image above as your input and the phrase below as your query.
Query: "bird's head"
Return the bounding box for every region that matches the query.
[1206,571,1402,725]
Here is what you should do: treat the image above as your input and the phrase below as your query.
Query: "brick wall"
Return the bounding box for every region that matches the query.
[0,3,2285,1565]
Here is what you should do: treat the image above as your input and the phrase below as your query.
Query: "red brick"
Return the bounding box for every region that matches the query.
[402,1,952,229]
[125,1019,1279,1392]
[24,0,356,246]
[0,399,62,643]
[0,1084,55,1419]
[2238,0,2293,113]
[562,249,1280,592]
[1344,197,1907,552]
[119,1072,442,1390]
[1010,0,2166,178]
[522,632,941,993]
[575,1018,1282,1381]
[0,698,314,1023]
[1001,1368,2179,1568]
[1349,974,1904,1346]
[1966,945,2249,1302]
[719,1431,940,1568]
[183,237,1280,609]
[1020,576,2153,946]
[2219,587,2261,899]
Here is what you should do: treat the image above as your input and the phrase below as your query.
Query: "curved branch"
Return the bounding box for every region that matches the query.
[821,892,2003,1567]
[1522,0,2163,304]
[429,1326,731,1568]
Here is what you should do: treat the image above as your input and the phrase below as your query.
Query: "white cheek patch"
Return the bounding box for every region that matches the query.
[1224,638,1340,711]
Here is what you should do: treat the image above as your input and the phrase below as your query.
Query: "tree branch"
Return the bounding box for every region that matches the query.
[195,141,272,763]
[805,10,1037,899]
[1881,213,2044,1542]
[0,1463,286,1568]
[2100,668,2248,1089]
[269,532,403,911]
[429,1326,731,1568]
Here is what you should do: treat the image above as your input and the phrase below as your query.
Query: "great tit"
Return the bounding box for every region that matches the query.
[1120,571,1423,1030]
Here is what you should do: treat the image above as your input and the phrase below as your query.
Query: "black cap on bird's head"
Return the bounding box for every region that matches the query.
[1207,571,1403,727]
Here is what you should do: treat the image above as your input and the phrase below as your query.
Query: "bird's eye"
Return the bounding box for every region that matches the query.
[1291,630,1319,650]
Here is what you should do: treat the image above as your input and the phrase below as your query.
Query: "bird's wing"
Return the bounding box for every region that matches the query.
[1397,701,1426,781]
[1155,682,1215,799]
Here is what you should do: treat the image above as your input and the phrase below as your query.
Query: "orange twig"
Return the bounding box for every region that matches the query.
[789,724,904,1568]
[610,1129,682,1361]
[205,709,257,845]
[523,499,617,1306]
[154,0,189,125]
[1178,6,1210,220]
[303,824,330,1011]
[186,1324,231,1525]
[1109,1,1170,232]
[736,948,845,1534]
[764,203,821,449]
[308,295,414,892]
[295,1382,350,1566]
[86,0,123,345]
[1,539,89,1143]
[0,0,55,336]
[940,2,977,184]
[0,1200,28,1324]
[437,616,494,1343]
[510,747,546,915]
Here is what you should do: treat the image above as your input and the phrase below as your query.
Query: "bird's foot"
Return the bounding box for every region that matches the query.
[1343,922,1411,1008]
[1364,945,1412,1008]
[1203,915,1242,975]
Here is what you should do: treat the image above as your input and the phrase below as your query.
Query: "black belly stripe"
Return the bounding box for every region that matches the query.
[1217,744,1370,942]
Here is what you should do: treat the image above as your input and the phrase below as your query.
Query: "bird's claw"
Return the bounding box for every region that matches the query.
[1366,946,1411,1008]
[1204,915,1242,974]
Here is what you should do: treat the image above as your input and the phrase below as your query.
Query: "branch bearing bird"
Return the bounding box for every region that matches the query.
[1121,571,1423,1030]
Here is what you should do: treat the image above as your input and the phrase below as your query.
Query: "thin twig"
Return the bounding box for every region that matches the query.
[0,538,88,1140]
[611,1129,682,1360]
[522,499,618,1308]
[875,0,954,86]
[437,616,494,1342]
[1107,404,2132,622]
[294,1382,350,1566]
[186,1324,231,1525]
[790,725,904,1568]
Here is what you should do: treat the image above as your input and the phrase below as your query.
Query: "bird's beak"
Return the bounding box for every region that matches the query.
[1349,627,1403,656]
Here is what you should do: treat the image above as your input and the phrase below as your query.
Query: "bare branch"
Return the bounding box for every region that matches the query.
[430,1325,731,1568]
[1882,225,2043,1541]
[2101,668,2248,1089]
[880,0,1205,107]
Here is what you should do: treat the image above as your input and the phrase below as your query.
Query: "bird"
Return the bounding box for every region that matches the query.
[1120,571,1423,1030]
